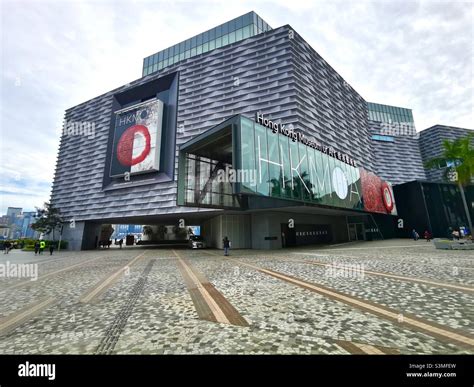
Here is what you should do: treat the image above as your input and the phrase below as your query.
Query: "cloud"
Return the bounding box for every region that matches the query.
[0,0,472,214]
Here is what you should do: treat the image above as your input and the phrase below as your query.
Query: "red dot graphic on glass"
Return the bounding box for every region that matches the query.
[116,125,151,166]
[381,182,394,212]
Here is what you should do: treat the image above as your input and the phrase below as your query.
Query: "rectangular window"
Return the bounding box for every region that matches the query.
[215,37,222,48]
[203,30,209,43]
[179,52,185,61]
[158,51,163,61]
[243,25,251,39]
[185,39,191,50]
[203,42,209,53]
[278,134,291,199]
[191,36,196,48]
[243,12,251,26]
[184,50,190,59]
[240,118,256,193]
[371,135,394,142]
[222,34,229,45]
[216,25,222,38]
[190,47,196,56]
[255,123,270,196]
[289,139,301,200]
[228,19,235,32]
[197,34,202,45]
[196,45,202,55]
[209,28,215,40]
[236,28,243,41]
[267,129,282,197]
[222,21,229,35]
[209,39,215,50]
[229,31,236,44]
[236,15,243,29]
[298,142,311,201]
[153,63,158,72]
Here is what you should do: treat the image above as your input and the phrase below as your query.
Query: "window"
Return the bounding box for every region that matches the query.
[222,34,229,45]
[371,135,394,142]
[236,28,243,41]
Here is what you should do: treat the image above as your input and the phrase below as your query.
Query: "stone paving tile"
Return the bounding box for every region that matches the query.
[0,242,472,354]
[185,253,467,354]
[245,258,474,335]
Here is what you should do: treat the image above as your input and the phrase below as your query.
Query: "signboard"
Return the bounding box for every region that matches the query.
[110,99,164,177]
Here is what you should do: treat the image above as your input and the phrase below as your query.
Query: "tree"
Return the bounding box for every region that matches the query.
[31,202,63,241]
[425,133,474,234]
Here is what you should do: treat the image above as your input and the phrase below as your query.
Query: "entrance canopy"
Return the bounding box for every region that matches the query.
[178,114,397,216]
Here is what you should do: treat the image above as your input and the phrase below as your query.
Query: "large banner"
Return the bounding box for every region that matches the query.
[110,99,164,177]
[239,116,398,216]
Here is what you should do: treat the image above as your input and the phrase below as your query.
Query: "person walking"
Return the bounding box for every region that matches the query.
[223,236,230,256]
[39,240,46,255]
[4,241,10,254]
[49,241,55,255]
[119,238,123,249]
[412,229,419,241]
[423,230,432,242]
[34,240,40,255]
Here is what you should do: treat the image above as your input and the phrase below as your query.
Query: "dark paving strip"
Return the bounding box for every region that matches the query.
[333,339,400,355]
[173,250,248,327]
[94,260,155,355]
[79,251,147,303]
[226,258,474,350]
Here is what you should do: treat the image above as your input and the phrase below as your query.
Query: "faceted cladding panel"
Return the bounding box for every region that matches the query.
[369,120,426,185]
[290,32,374,173]
[51,25,373,222]
[419,125,474,183]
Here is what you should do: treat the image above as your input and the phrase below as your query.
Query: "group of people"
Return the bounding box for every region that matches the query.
[448,226,471,240]
[412,229,432,242]
[34,240,55,255]
[412,226,472,242]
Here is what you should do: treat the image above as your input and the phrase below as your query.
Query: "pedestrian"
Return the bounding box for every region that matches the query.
[49,241,55,255]
[119,239,123,249]
[39,240,45,255]
[423,230,431,242]
[223,236,230,256]
[412,229,419,241]
[452,229,460,240]
[34,240,40,255]
[4,241,10,254]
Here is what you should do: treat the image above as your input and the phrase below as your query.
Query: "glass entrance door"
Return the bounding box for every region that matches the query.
[348,223,365,241]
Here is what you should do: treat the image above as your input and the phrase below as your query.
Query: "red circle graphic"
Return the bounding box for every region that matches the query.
[381,182,394,213]
[116,125,151,166]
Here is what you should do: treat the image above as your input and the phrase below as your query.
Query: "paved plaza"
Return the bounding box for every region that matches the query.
[0,239,473,354]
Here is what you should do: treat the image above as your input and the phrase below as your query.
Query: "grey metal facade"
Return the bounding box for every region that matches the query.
[368,120,427,185]
[419,125,474,182]
[51,24,373,227]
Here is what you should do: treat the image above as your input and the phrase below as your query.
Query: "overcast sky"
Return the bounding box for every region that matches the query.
[0,0,472,215]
